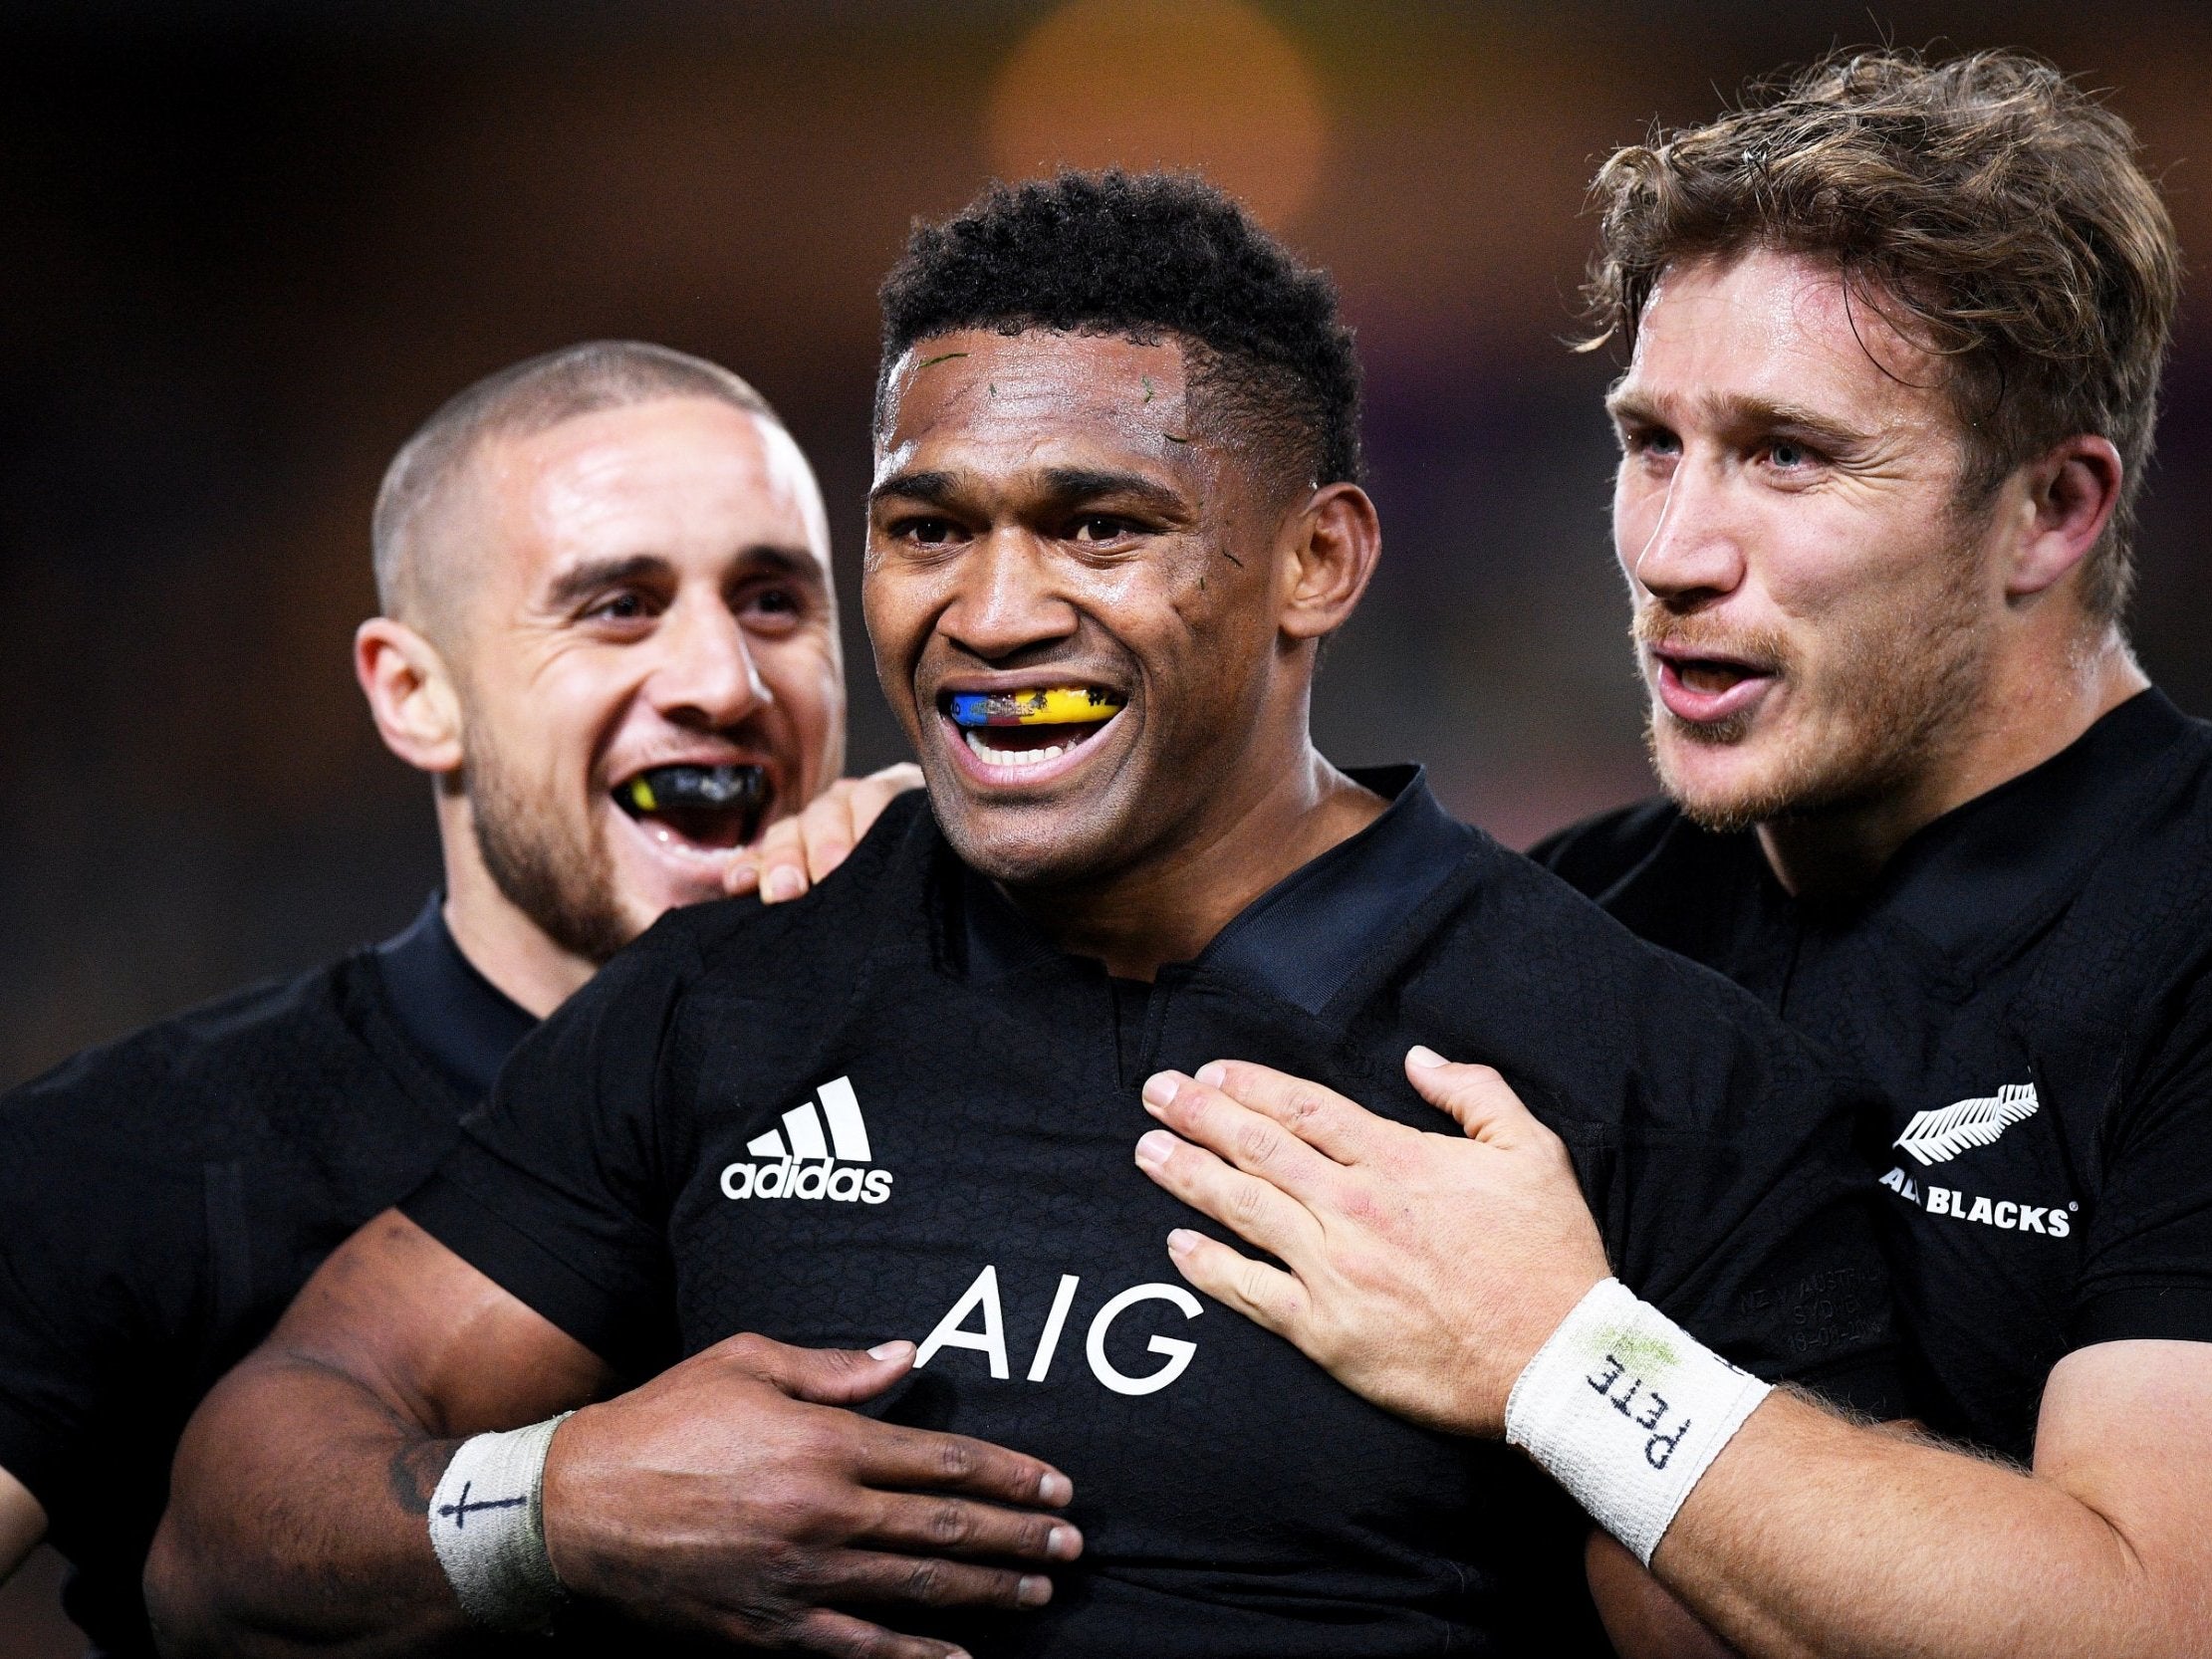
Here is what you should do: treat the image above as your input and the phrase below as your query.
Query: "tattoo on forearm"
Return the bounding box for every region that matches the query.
[387,1439,461,1517]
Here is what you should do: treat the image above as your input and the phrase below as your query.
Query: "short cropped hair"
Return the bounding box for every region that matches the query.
[1585,48,2181,619]
[372,341,780,630]
[877,170,1361,493]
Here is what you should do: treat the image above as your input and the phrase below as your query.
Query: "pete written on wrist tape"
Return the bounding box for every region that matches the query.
[427,1412,575,1633]
[1504,1278,1772,1565]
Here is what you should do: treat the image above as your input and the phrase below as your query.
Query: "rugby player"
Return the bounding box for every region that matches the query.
[0,341,917,1657]
[1134,51,2212,1659]
[151,171,1900,1659]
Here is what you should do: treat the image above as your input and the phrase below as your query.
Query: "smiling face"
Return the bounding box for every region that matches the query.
[1609,248,2003,830]
[865,329,1308,889]
[446,395,843,958]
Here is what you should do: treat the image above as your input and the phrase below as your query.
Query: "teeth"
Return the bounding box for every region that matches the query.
[963,731,1071,768]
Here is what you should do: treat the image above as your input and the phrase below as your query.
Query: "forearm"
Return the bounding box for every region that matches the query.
[1651,1395,2178,1659]
[146,1353,470,1658]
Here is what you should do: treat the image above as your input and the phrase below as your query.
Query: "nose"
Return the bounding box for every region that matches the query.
[647,593,770,729]
[937,531,1079,662]
[1620,453,1746,608]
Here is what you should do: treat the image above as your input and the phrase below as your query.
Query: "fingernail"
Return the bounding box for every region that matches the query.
[762,866,804,903]
[1407,1044,1447,1068]
[1140,1070,1179,1108]
[1167,1227,1200,1255]
[1040,1470,1073,1505]
[1195,1061,1225,1087]
[1018,1574,1052,1607]
[1134,1130,1175,1168]
[867,1339,912,1362]
[1047,1525,1079,1559]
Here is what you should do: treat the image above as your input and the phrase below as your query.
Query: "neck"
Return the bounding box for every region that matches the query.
[431,785,597,1019]
[1009,743,1387,981]
[1758,623,2147,901]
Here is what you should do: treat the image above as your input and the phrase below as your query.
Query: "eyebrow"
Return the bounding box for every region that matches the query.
[1605,389,1871,449]
[543,553,669,611]
[869,469,959,510]
[541,545,824,611]
[1038,467,1187,516]
[868,466,1189,517]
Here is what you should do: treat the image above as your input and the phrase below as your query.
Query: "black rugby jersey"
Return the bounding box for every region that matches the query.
[0,898,532,1658]
[1536,690,2212,1460]
[406,769,1899,1657]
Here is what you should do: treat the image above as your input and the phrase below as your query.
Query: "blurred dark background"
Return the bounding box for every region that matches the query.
[2,2,2208,1648]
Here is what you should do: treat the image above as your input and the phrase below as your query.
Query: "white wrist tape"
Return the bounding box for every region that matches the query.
[1505,1279,1770,1564]
[427,1413,574,1633]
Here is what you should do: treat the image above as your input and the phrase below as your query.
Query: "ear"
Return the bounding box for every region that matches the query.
[1277,483,1382,642]
[355,616,464,775]
[2003,435,2123,601]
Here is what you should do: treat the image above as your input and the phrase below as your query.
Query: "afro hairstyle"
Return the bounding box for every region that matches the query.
[876,169,1361,493]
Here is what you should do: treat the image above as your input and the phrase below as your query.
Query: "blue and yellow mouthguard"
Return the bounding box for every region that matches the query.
[948,687,1125,728]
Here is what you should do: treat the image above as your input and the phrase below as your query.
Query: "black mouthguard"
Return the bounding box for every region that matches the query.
[618,765,769,843]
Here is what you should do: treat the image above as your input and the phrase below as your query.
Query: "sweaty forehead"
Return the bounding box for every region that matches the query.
[876,330,1198,479]
[488,397,828,575]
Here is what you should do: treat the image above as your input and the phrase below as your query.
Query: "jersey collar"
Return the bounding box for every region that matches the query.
[373,894,540,1098]
[956,765,1479,1014]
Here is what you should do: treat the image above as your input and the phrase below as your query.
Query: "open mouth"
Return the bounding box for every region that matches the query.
[1666,655,1765,695]
[613,763,769,850]
[1651,648,1780,724]
[941,685,1125,770]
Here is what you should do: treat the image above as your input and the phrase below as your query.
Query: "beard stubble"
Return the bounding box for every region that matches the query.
[1638,551,1991,834]
[462,733,634,966]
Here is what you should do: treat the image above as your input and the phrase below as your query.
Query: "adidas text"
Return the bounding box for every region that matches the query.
[722,1159,892,1204]
[722,1075,893,1205]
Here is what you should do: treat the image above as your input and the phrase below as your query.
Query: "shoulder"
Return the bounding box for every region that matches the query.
[1414,838,1848,1134]
[639,790,940,997]
[2030,710,2212,1042]
[0,957,370,1157]
[520,792,942,1078]
[1526,797,1684,899]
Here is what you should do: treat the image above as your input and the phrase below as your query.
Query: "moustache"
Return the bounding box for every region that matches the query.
[1632,607,1792,676]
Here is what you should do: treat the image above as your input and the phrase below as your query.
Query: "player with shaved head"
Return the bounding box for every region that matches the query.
[0,342,912,1657]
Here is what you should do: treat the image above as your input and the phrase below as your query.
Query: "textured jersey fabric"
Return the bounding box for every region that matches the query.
[407,771,1900,1657]
[0,898,530,1658]
[1536,689,2212,1459]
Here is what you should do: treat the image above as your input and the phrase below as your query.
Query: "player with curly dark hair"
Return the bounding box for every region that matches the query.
[877,170,1362,494]
[153,170,1900,1658]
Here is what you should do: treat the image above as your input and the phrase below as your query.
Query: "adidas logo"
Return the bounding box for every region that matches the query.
[720,1076,893,1204]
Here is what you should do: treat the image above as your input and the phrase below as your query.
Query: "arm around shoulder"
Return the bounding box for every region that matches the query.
[147,1209,611,1658]
[149,1208,1086,1658]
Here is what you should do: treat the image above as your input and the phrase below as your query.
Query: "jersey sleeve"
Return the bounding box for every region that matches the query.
[400,930,697,1374]
[2069,970,2212,1349]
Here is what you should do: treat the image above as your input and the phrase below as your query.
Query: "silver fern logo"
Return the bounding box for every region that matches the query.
[1892,1083,2040,1167]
